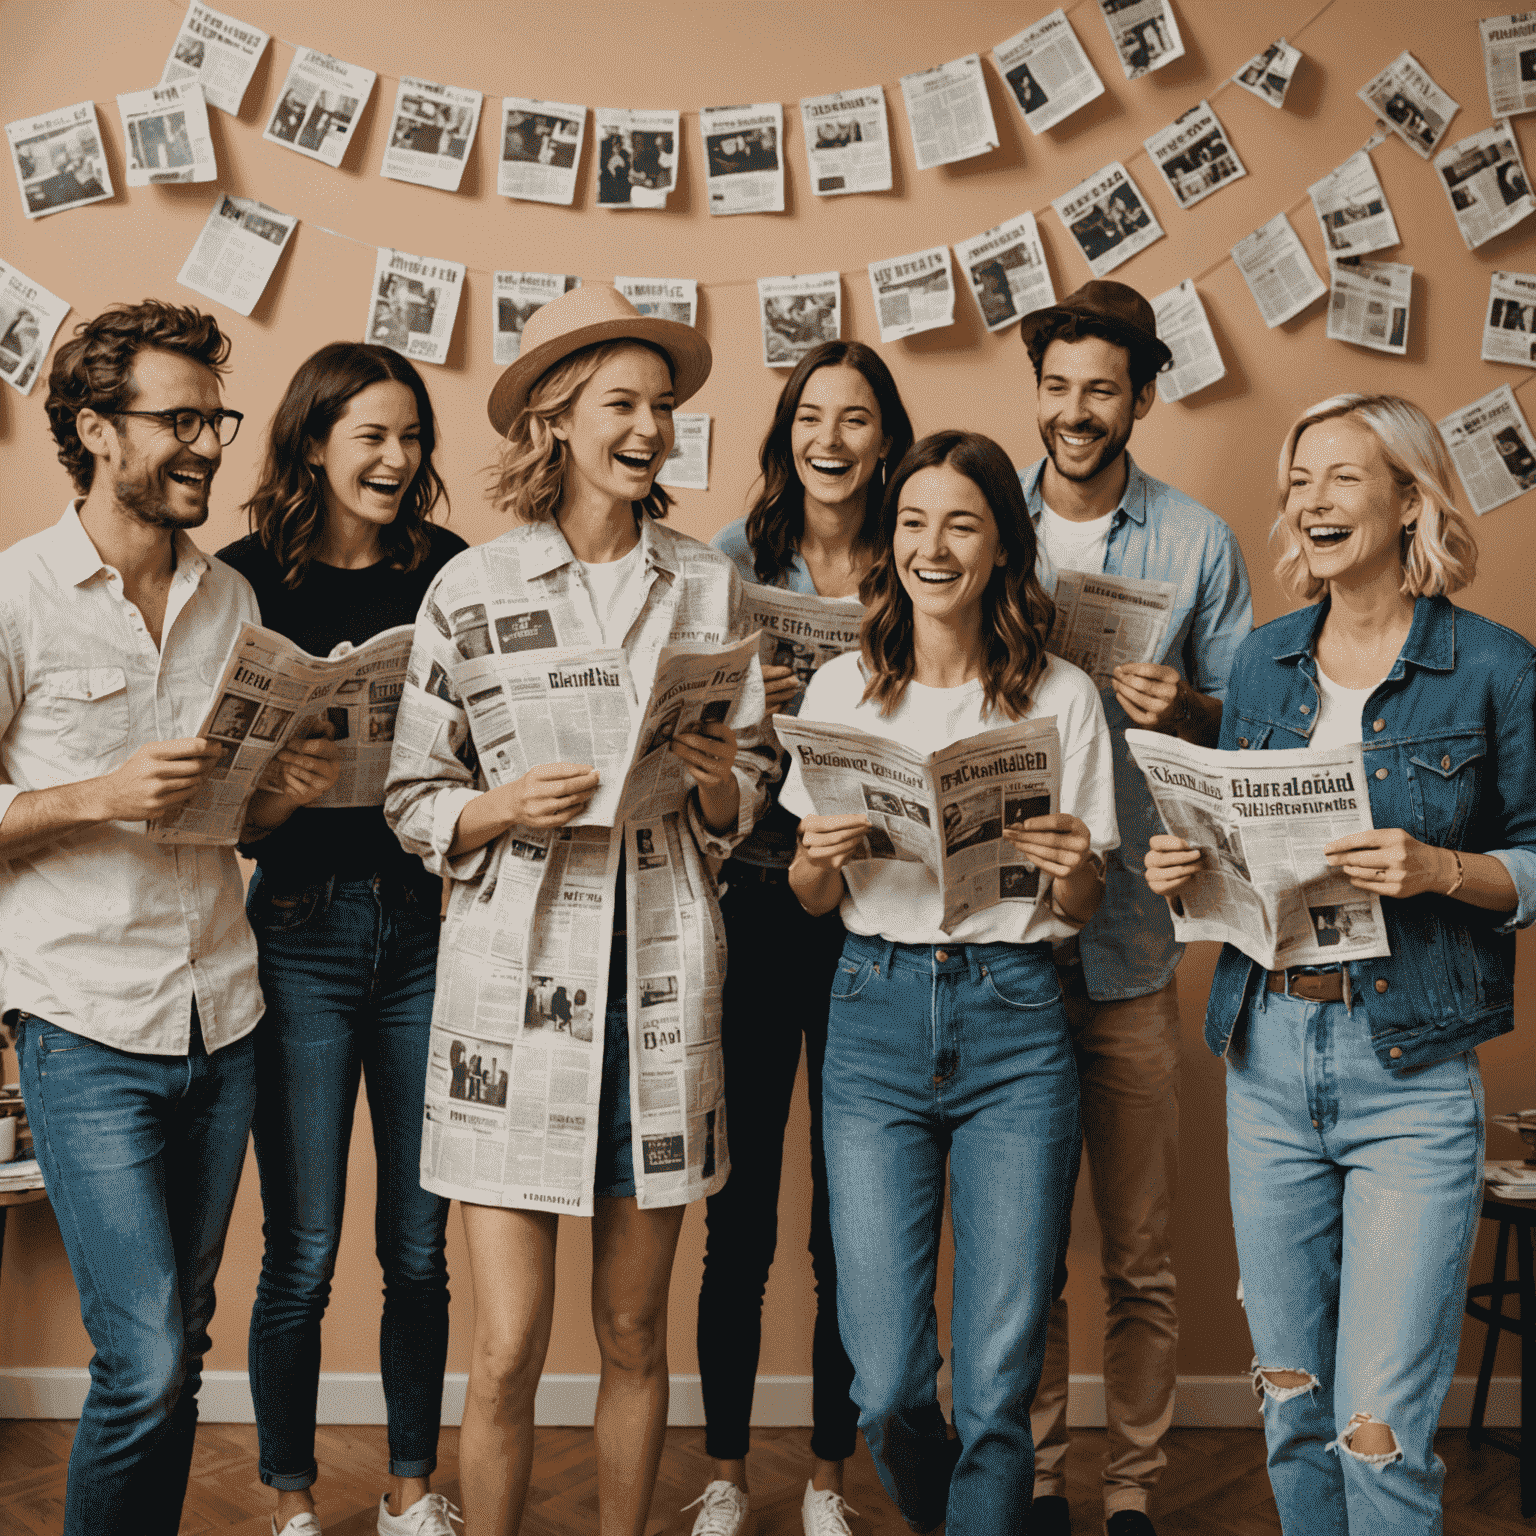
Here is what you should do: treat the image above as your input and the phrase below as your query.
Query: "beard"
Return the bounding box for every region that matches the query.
[1043,415,1135,484]
[112,455,212,530]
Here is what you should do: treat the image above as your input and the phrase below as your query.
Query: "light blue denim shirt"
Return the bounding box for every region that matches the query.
[1020,454,1254,1000]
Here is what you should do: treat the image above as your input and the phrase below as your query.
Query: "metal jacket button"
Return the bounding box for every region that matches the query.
[1238,737,1249,748]
[1441,755,1451,770]
[1372,719,1385,732]
[935,948,949,962]
[1375,767,1389,780]
[1375,978,1389,993]
[1299,704,1311,714]
[1389,1047,1402,1059]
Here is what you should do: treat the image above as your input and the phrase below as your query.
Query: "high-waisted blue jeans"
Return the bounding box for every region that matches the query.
[245,871,451,1490]
[1227,985,1485,1535]
[822,933,1080,1535]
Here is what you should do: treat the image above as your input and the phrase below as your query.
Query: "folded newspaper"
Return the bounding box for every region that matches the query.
[1126,731,1391,972]
[1435,120,1535,252]
[741,583,864,719]
[1482,270,1536,367]
[774,716,1062,933]
[1308,150,1399,259]
[1046,571,1177,687]
[117,82,216,185]
[1232,38,1301,108]
[0,257,69,396]
[1357,50,1458,161]
[994,10,1105,134]
[799,86,892,196]
[1481,13,1536,118]
[1485,1160,1536,1199]
[177,194,296,318]
[1437,383,1536,517]
[159,2,270,115]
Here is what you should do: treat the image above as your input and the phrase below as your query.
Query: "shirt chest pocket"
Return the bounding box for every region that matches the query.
[1407,735,1484,847]
[39,667,131,770]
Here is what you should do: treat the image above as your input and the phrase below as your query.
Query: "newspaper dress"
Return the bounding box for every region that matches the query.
[385,520,770,1214]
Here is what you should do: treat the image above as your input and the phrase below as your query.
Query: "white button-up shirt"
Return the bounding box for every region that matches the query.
[0,504,264,1053]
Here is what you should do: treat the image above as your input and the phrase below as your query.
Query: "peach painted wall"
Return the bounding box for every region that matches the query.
[1,0,1532,1396]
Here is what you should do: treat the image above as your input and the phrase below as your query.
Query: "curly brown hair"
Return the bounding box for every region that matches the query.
[46,300,231,492]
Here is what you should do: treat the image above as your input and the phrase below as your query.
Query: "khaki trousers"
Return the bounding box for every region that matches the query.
[1030,972,1181,1518]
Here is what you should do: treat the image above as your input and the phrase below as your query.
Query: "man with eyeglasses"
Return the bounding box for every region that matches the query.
[0,300,337,1536]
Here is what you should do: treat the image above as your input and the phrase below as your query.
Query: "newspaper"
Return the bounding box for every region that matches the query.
[867,246,956,343]
[700,102,784,215]
[775,716,1062,933]
[159,2,269,115]
[758,273,840,366]
[176,193,296,317]
[1151,279,1224,403]
[741,583,864,718]
[7,100,114,219]
[1437,383,1536,516]
[0,258,69,396]
[1482,270,1536,365]
[993,10,1105,134]
[655,414,710,491]
[596,108,679,208]
[1327,258,1411,355]
[899,55,999,171]
[1097,0,1185,81]
[1045,570,1177,687]
[799,86,892,196]
[1231,213,1326,328]
[493,272,580,365]
[616,276,696,325]
[263,47,376,169]
[1308,150,1399,258]
[1052,162,1164,279]
[1232,37,1301,108]
[1126,731,1392,973]
[1485,1160,1536,1199]
[1145,100,1246,210]
[953,211,1054,334]
[1481,13,1536,117]
[117,82,216,185]
[1435,119,1536,250]
[382,77,482,193]
[1357,50,1459,160]
[366,248,464,366]
[498,97,586,205]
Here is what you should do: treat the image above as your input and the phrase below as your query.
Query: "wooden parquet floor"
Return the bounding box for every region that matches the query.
[0,1421,1527,1534]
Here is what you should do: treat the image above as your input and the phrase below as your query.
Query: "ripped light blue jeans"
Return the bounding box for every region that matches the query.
[1226,985,1485,1535]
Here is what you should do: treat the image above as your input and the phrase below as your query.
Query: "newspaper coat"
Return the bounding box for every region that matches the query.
[385,519,770,1214]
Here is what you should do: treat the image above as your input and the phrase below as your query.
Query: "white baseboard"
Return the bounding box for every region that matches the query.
[0,1368,1518,1429]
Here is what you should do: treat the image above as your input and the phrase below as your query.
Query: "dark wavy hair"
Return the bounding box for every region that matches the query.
[1023,311,1165,395]
[46,300,231,492]
[860,431,1055,721]
[743,341,914,585]
[242,343,448,588]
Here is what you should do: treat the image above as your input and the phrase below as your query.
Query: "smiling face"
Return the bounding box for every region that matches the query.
[790,363,892,515]
[893,462,1007,630]
[552,344,676,511]
[1036,334,1153,486]
[308,380,423,541]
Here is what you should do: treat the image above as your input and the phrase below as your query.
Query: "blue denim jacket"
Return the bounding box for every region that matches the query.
[1203,594,1536,1072]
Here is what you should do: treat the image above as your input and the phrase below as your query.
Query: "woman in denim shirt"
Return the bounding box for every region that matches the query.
[1147,394,1536,1534]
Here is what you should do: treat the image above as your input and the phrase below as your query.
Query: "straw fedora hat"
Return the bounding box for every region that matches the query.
[486,285,712,436]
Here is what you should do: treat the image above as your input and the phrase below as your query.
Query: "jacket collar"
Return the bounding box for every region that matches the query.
[1270,594,1455,675]
[1023,452,1148,527]
[514,514,680,583]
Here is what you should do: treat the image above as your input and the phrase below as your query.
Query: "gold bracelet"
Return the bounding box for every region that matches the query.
[1445,848,1465,899]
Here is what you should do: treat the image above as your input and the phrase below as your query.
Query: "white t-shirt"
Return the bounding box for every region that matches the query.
[1038,502,1112,576]
[779,650,1120,945]
[580,540,646,646]
[1309,665,1383,751]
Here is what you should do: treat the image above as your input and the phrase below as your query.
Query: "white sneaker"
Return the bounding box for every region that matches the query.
[802,1480,859,1535]
[682,1479,750,1535]
[376,1492,463,1535]
[273,1516,322,1536]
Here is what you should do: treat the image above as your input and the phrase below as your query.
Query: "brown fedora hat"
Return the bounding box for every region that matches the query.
[486,285,712,436]
[1019,279,1173,372]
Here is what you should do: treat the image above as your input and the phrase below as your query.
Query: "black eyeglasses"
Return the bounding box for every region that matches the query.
[114,408,244,446]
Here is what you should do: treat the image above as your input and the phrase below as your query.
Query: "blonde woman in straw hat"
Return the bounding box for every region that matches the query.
[385,286,770,1536]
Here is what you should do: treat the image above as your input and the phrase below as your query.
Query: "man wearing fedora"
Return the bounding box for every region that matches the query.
[1016,281,1253,1536]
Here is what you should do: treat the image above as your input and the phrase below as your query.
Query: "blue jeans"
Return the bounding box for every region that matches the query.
[246,872,450,1489]
[17,1008,256,1536]
[1227,986,1485,1534]
[822,935,1080,1534]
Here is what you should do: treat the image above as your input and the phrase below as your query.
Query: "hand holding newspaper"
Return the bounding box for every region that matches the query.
[1045,571,1177,687]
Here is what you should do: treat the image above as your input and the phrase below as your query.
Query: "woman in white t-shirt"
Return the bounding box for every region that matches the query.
[781,430,1119,1534]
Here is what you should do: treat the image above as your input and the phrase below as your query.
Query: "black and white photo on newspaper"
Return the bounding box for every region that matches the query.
[1480,12,1536,119]
[117,82,216,185]
[1482,270,1536,367]
[493,272,581,366]
[799,85,892,196]
[1151,279,1224,403]
[595,107,679,207]
[654,415,710,492]
[1437,383,1536,516]
[177,194,296,317]
[0,257,69,396]
[1230,212,1326,328]
[993,10,1105,134]
[758,273,840,366]
[1434,119,1535,251]
[1308,147,1399,259]
[159,2,270,115]
[1231,37,1301,108]
[1144,100,1246,210]
[867,246,956,343]
[953,212,1055,334]
[365,248,464,366]
[1096,0,1185,81]
[700,102,784,215]
[382,76,482,192]
[899,54,999,170]
[263,47,376,169]
[1327,258,1411,355]
[1356,49,1459,160]
[498,97,586,205]
[1052,161,1164,279]
[615,277,696,326]
[6,100,114,219]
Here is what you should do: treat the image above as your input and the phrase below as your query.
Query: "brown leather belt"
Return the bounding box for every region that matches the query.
[1266,969,1345,1002]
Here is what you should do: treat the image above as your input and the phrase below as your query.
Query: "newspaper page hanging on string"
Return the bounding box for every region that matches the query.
[1144,100,1246,210]
[993,11,1105,134]
[1435,120,1536,250]
[899,55,999,170]
[263,47,376,168]
[1046,571,1177,687]
[1053,162,1164,278]
[160,3,269,115]
[7,101,113,219]
[1480,13,1536,118]
[868,246,956,342]
[953,212,1055,334]
[1097,0,1185,81]
[655,415,710,491]
[741,585,864,719]
[1308,150,1399,258]
[366,248,464,366]
[1437,383,1536,515]
[596,108,679,208]
[0,258,68,396]
[1482,271,1536,365]
[1327,259,1411,354]
[176,194,296,316]
[1357,50,1458,160]
[758,273,840,366]
[382,78,482,192]
[498,98,586,205]
[1152,280,1224,403]
[117,82,216,185]
[615,277,696,325]
[1232,38,1301,108]
[493,273,580,365]
[700,102,784,215]
[799,86,892,196]
[1126,731,1391,972]
[1231,213,1326,328]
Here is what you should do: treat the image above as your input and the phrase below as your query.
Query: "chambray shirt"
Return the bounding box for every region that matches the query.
[1020,454,1253,1000]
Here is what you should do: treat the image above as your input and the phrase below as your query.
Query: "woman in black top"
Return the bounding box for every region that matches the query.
[218,343,466,1536]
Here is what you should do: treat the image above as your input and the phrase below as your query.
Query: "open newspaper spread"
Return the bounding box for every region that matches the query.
[700,102,784,215]
[0,257,69,396]
[117,82,216,185]
[381,77,482,193]
[1144,100,1246,211]
[263,47,376,169]
[7,100,114,219]
[1437,382,1536,515]
[1152,279,1224,403]
[774,717,1062,933]
[741,584,864,720]
[1482,270,1536,366]
[994,11,1105,134]
[1053,162,1164,279]
[1097,0,1184,81]
[1126,731,1391,972]
[899,55,999,170]
[1480,13,1536,118]
[1327,258,1411,354]
[498,98,586,205]
[177,194,296,317]
[595,108,679,208]
[1435,120,1535,250]
[800,86,892,196]
[616,277,696,325]
[1046,570,1177,686]
[160,3,269,115]
[758,273,841,366]
[953,212,1055,334]
[868,246,956,343]
[1308,150,1399,259]
[1231,213,1326,328]
[655,414,710,491]
[1357,50,1458,160]
[366,248,464,365]
[493,272,580,365]
[1232,38,1301,108]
